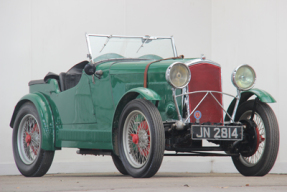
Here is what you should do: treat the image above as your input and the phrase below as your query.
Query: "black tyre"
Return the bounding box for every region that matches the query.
[111,153,128,175]
[12,102,55,177]
[118,99,165,178]
[232,100,279,176]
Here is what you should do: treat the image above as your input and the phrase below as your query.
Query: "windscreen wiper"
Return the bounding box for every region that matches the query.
[137,36,158,53]
[100,35,112,53]
[137,37,149,53]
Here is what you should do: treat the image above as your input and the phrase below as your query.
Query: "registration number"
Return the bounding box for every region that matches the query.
[192,125,243,141]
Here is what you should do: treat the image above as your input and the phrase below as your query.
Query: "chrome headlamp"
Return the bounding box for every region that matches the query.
[166,62,191,89]
[232,64,256,91]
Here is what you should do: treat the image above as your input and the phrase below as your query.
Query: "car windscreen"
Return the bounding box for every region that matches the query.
[86,35,176,62]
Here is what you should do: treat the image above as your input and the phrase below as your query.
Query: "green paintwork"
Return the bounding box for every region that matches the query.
[126,87,161,101]
[109,59,186,75]
[10,54,278,154]
[107,58,186,155]
[225,88,276,121]
[10,93,55,151]
[138,54,163,60]
[109,59,186,122]
[111,86,161,150]
[29,79,61,94]
[165,102,177,119]
[11,58,192,151]
[243,88,276,103]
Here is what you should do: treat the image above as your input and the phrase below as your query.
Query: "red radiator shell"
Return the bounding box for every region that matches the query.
[188,63,223,123]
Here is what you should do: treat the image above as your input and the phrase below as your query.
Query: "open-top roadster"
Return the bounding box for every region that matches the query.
[10,34,279,178]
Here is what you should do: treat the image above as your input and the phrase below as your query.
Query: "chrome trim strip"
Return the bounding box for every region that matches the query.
[185,86,190,123]
[171,36,178,57]
[181,87,186,113]
[184,92,209,123]
[210,92,232,121]
[172,88,182,121]
[184,59,221,67]
[171,89,241,124]
[85,33,93,63]
[86,34,177,58]
[87,34,173,39]
[231,90,241,121]
[176,90,237,99]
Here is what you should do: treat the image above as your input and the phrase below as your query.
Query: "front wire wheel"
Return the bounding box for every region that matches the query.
[119,99,165,178]
[111,153,128,175]
[238,111,266,167]
[123,110,151,168]
[232,100,279,176]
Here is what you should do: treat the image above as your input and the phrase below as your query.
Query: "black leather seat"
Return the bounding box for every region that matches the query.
[59,73,66,91]
[58,61,89,91]
[31,60,89,92]
[59,73,82,91]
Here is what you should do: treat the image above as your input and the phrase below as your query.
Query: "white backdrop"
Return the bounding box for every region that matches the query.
[0,0,286,175]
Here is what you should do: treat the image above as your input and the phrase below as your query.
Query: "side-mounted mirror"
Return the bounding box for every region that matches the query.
[84,63,96,75]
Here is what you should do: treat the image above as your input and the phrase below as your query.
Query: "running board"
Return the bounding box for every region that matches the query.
[164,152,238,157]
[76,149,112,156]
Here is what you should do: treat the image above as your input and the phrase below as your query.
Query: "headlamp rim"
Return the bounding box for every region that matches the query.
[231,64,256,91]
[166,62,191,89]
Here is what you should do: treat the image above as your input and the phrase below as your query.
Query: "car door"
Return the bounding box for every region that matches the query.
[53,73,98,148]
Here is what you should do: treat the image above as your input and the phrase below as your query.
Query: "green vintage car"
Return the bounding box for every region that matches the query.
[10,34,279,178]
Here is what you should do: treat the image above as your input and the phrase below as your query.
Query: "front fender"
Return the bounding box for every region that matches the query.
[126,87,162,101]
[112,87,161,155]
[113,87,161,125]
[10,93,55,151]
[225,88,276,121]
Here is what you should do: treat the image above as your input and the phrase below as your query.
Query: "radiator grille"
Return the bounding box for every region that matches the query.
[188,63,223,123]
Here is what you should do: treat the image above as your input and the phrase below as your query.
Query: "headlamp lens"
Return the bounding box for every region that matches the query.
[166,63,190,88]
[233,65,256,90]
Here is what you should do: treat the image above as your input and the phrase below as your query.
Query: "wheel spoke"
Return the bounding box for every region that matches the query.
[17,114,41,165]
[123,110,151,168]
[239,111,266,167]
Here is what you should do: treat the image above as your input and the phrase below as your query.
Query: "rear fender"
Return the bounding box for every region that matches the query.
[112,87,161,155]
[225,88,276,121]
[10,93,55,151]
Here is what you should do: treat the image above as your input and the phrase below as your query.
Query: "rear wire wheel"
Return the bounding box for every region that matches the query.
[232,100,279,176]
[118,99,165,178]
[12,102,54,177]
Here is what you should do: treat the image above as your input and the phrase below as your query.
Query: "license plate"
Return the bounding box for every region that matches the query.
[191,125,243,141]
